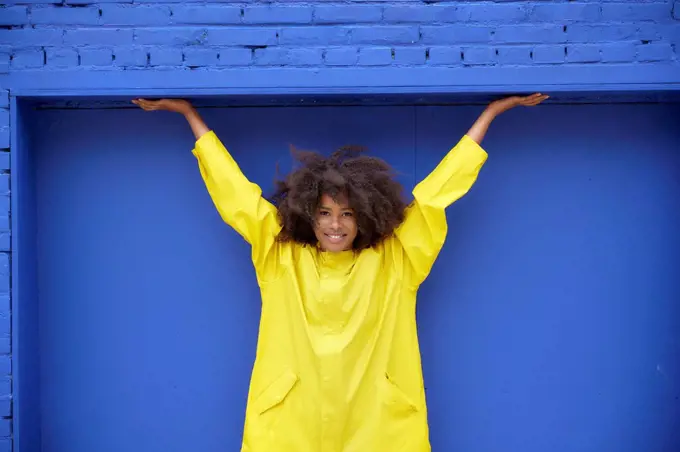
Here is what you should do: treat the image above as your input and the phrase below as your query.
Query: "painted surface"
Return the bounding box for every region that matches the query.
[20,102,680,451]
[1,0,679,450]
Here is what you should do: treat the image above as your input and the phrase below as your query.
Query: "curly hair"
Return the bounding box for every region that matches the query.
[269,144,408,251]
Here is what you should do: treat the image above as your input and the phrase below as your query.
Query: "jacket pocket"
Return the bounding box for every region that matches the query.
[379,372,419,417]
[253,369,299,416]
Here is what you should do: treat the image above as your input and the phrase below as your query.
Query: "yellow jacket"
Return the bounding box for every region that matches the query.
[192,131,487,452]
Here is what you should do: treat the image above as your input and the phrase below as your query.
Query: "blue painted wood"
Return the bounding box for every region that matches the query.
[416,102,680,452]
[13,99,680,451]
[4,64,680,93]
[10,96,41,452]
[23,105,415,452]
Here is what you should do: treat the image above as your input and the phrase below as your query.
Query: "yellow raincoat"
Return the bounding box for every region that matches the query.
[192,131,487,452]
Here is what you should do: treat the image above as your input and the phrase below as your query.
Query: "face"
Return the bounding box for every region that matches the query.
[313,193,358,252]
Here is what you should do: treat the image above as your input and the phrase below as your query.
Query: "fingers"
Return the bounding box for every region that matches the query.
[131,98,159,111]
[519,93,549,106]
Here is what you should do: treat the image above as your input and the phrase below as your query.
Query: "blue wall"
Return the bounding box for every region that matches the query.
[0,1,679,450]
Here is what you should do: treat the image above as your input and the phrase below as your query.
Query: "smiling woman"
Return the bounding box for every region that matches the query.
[270,142,407,252]
[127,94,547,452]
[313,193,359,253]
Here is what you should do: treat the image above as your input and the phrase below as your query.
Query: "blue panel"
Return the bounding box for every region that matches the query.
[415,103,680,452]
[28,105,414,451]
[12,99,41,452]
[5,64,680,93]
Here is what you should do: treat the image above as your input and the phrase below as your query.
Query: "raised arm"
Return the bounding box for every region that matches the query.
[132,98,282,277]
[395,93,549,288]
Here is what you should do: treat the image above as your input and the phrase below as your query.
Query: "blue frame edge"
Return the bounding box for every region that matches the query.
[8,74,680,451]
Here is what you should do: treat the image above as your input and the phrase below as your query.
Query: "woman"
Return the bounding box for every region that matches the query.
[133,93,548,452]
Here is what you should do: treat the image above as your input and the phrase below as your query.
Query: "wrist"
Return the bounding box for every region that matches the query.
[481,106,499,121]
[182,106,198,118]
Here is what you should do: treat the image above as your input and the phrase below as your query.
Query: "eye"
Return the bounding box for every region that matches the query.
[343,211,354,217]
[319,211,330,216]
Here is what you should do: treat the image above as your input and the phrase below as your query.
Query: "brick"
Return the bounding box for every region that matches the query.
[459,4,528,22]
[566,24,639,42]
[183,48,219,67]
[421,26,491,44]
[674,2,680,20]
[149,48,182,66]
[0,254,6,292]
[462,46,495,65]
[493,25,564,44]
[636,42,673,62]
[252,48,322,66]
[566,44,601,63]
[64,29,133,46]
[357,47,392,66]
[113,47,147,66]
[0,93,6,110]
[100,5,171,26]
[324,47,357,66]
[393,47,425,65]
[207,27,277,46]
[136,0,238,3]
[529,4,601,22]
[0,28,62,47]
[10,49,43,69]
[0,234,6,253]
[0,6,29,26]
[314,6,382,24]
[172,5,241,25]
[0,55,7,74]
[0,357,7,377]
[279,27,349,46]
[0,112,7,132]
[383,5,457,23]
[134,28,206,46]
[244,6,312,24]
[532,45,565,64]
[46,48,78,68]
[31,5,100,25]
[0,154,8,170]
[0,418,9,437]
[601,43,635,63]
[427,47,461,65]
[66,0,132,4]
[0,218,7,231]
[79,48,113,66]
[602,3,672,22]
[0,439,10,452]
[0,130,7,150]
[0,378,9,396]
[497,46,532,65]
[350,26,418,45]
[216,48,251,66]
[0,338,8,355]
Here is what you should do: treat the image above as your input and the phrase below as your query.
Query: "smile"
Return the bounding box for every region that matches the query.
[325,233,346,242]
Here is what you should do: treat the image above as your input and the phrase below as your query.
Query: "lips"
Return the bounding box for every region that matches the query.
[324,233,346,244]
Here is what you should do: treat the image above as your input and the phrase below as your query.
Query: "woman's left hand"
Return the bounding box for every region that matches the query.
[487,93,549,116]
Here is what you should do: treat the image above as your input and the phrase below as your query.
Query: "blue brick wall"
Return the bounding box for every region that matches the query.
[0,1,678,450]
[0,86,9,452]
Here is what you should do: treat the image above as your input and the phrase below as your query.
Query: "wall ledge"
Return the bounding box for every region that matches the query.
[3,64,679,97]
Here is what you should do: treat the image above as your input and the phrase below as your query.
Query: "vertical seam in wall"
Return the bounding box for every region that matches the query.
[412,104,417,191]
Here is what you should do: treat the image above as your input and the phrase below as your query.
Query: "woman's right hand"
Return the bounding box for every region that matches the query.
[132,98,194,115]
